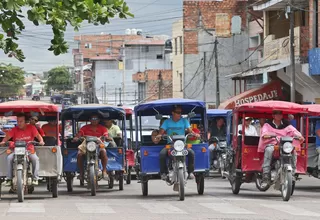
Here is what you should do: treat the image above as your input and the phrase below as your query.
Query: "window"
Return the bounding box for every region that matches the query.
[84,43,92,49]
[83,58,90,62]
[179,36,183,54]
[174,38,177,55]
[156,54,163,59]
[142,46,149,53]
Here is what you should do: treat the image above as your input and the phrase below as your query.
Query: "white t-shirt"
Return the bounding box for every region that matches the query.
[238,124,258,136]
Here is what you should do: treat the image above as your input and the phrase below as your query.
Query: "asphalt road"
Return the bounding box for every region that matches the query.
[0,175,320,220]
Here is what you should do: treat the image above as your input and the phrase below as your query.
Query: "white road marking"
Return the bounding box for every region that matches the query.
[8,203,45,213]
[76,203,115,214]
[261,204,320,217]
[199,203,255,215]
[139,203,186,214]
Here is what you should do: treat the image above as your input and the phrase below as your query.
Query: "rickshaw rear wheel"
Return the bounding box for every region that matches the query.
[126,169,131,184]
[119,174,124,191]
[51,178,58,198]
[66,174,74,192]
[28,186,34,194]
[108,176,114,189]
[291,180,295,196]
[231,175,241,195]
[255,174,270,192]
[141,180,148,196]
[196,175,204,195]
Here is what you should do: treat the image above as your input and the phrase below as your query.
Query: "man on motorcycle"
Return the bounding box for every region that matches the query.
[156,105,200,180]
[73,114,109,181]
[261,110,304,184]
[1,113,45,186]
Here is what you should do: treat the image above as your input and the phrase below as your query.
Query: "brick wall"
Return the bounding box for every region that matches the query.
[300,26,310,61]
[183,0,248,54]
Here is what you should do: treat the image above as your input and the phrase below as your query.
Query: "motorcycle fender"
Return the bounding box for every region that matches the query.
[89,159,95,165]
[17,164,23,170]
[178,161,184,168]
[284,164,292,172]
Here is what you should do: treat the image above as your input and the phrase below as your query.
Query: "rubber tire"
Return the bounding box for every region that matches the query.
[66,175,73,192]
[28,186,34,194]
[291,180,295,196]
[141,180,148,196]
[119,174,124,191]
[197,175,204,195]
[219,157,226,179]
[108,176,114,189]
[232,176,241,195]
[281,170,292,201]
[126,169,131,184]
[17,170,24,202]
[255,175,270,192]
[89,165,96,196]
[51,178,58,198]
[178,168,185,201]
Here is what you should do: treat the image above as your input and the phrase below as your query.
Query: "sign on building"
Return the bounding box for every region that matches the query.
[216,13,231,38]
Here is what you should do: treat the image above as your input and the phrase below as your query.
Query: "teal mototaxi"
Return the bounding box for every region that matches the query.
[134,98,210,197]
[61,104,128,193]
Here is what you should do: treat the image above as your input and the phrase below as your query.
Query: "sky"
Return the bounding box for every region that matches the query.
[0,0,183,73]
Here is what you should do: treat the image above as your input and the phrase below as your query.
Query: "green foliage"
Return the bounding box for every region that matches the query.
[0,63,25,97]
[46,66,73,91]
[0,0,133,61]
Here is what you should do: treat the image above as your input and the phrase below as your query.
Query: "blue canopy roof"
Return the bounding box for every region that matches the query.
[61,104,125,120]
[207,109,232,117]
[134,98,206,116]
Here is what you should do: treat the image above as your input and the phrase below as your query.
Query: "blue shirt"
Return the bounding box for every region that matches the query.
[161,118,190,136]
[316,120,320,147]
[290,120,297,128]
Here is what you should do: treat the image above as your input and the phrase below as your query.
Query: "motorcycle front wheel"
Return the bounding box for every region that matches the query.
[281,170,292,201]
[178,168,185,201]
[17,170,24,202]
[89,165,96,196]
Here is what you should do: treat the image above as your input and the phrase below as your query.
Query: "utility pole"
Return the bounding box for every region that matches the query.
[158,70,163,99]
[122,43,126,104]
[203,52,206,102]
[214,38,220,108]
[79,53,84,104]
[289,1,296,103]
[119,87,122,105]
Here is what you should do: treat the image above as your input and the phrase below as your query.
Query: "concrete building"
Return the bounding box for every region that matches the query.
[229,0,320,104]
[132,69,173,102]
[182,0,250,108]
[91,38,171,105]
[171,19,184,98]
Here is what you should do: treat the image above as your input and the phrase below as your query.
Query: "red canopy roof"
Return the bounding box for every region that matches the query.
[234,100,308,114]
[304,104,320,116]
[0,100,59,114]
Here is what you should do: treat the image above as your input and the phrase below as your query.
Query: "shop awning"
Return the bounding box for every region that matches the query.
[253,0,308,11]
[218,80,283,109]
[227,61,290,79]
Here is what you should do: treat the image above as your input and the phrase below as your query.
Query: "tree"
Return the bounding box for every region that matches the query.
[46,66,72,91]
[0,63,25,97]
[0,0,133,61]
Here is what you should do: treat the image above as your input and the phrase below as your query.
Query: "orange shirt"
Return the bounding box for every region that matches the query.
[78,124,108,137]
[42,124,62,137]
[8,124,39,151]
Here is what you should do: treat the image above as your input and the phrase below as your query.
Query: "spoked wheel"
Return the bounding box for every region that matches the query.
[255,174,270,192]
[17,170,24,202]
[178,168,185,201]
[231,173,241,195]
[219,157,226,179]
[281,170,292,201]
[89,165,96,196]
[196,175,204,195]
[141,180,148,196]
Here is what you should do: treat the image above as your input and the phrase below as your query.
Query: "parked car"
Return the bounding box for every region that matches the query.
[32,94,40,101]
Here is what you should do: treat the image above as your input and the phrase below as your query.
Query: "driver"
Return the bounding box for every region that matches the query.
[156,105,200,180]
[208,117,226,165]
[1,113,45,186]
[73,114,109,181]
[260,110,304,184]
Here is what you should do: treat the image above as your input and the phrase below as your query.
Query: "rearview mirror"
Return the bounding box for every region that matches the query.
[188,112,196,118]
[155,114,163,120]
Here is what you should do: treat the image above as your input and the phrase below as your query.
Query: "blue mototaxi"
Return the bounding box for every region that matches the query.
[134,98,210,196]
[61,104,128,192]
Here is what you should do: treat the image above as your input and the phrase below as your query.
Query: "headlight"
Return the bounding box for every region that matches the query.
[219,141,227,148]
[283,142,293,153]
[14,147,26,155]
[86,141,97,152]
[174,140,185,152]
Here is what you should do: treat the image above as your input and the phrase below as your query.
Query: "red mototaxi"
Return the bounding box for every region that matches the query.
[232,101,309,180]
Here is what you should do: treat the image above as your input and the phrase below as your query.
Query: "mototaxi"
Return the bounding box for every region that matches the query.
[61,104,129,194]
[227,101,309,201]
[0,101,62,200]
[134,98,210,200]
